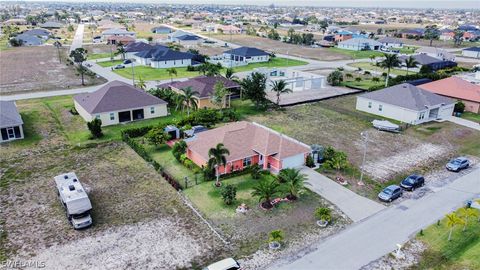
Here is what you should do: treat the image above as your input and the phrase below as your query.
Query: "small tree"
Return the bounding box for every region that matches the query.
[208,143,230,187]
[271,79,292,107]
[211,81,229,108]
[327,70,343,86]
[458,207,479,231]
[323,146,336,162]
[220,185,237,205]
[251,179,280,209]
[306,154,315,167]
[355,77,362,82]
[325,151,349,173]
[454,101,465,113]
[87,118,103,138]
[379,53,401,87]
[314,207,332,222]
[136,76,146,90]
[166,67,177,82]
[278,168,307,200]
[146,126,170,147]
[446,212,464,241]
[69,48,88,85]
[172,140,187,161]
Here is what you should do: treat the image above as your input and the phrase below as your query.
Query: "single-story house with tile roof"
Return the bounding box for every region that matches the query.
[0,101,24,143]
[356,83,455,125]
[174,34,203,46]
[223,46,270,64]
[151,26,172,34]
[417,47,455,61]
[107,35,135,45]
[38,21,63,29]
[73,81,168,126]
[133,45,195,68]
[13,33,43,46]
[186,121,311,174]
[124,41,154,59]
[377,37,403,48]
[399,54,457,71]
[462,47,480,59]
[337,38,382,51]
[101,28,136,42]
[418,77,480,113]
[158,76,240,108]
[334,30,353,42]
[401,29,425,39]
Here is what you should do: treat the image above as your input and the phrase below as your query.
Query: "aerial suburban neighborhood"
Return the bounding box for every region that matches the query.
[0,1,480,269]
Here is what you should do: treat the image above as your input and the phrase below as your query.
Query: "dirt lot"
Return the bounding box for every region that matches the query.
[0,143,226,268]
[0,46,105,94]
[213,34,350,61]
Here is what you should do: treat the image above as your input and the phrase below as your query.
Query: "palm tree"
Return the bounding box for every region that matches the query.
[225,68,238,80]
[405,56,419,76]
[207,143,230,187]
[166,67,177,82]
[271,80,292,107]
[251,179,280,209]
[446,212,464,241]
[180,86,199,116]
[116,42,126,60]
[458,208,479,231]
[379,53,401,87]
[136,76,146,90]
[278,168,306,200]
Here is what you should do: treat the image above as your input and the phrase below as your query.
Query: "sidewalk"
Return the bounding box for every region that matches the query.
[447,116,480,131]
[301,167,385,222]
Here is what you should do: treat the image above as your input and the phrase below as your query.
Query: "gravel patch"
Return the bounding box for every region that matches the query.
[360,239,426,270]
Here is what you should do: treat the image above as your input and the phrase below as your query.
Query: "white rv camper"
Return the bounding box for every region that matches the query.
[54,172,93,229]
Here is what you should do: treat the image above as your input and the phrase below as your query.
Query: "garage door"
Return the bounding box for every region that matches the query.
[282,153,305,169]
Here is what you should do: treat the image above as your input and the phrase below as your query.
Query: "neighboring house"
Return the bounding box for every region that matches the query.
[401,29,425,39]
[356,83,455,125]
[107,35,135,45]
[0,100,24,143]
[158,76,240,108]
[23,29,51,40]
[223,46,270,64]
[133,45,195,68]
[417,47,455,61]
[378,37,403,48]
[334,30,353,42]
[215,24,242,34]
[151,26,172,34]
[186,121,311,174]
[399,54,457,71]
[418,76,480,113]
[337,38,382,51]
[73,81,168,126]
[462,47,480,58]
[124,41,153,59]
[174,34,203,46]
[13,33,43,46]
[440,29,455,41]
[101,28,136,42]
[167,30,190,41]
[38,21,63,29]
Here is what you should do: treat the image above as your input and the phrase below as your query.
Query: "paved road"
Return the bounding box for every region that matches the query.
[302,168,385,222]
[70,24,84,52]
[269,167,480,270]
[447,116,480,131]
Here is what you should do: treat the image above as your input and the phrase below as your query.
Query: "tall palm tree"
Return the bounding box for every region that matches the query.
[446,212,464,241]
[251,179,280,209]
[180,86,199,116]
[404,56,419,76]
[225,68,238,80]
[136,76,146,90]
[278,168,306,200]
[166,67,177,82]
[116,42,126,60]
[271,80,292,107]
[458,208,479,231]
[207,143,230,187]
[379,53,401,87]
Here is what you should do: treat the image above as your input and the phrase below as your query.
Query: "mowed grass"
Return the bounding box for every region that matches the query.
[415,207,480,269]
[113,57,308,81]
[461,112,480,123]
[342,78,384,90]
[328,47,385,59]
[96,60,124,67]
[348,62,415,76]
[88,52,114,60]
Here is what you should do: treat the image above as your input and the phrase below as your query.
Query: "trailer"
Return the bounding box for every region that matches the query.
[54,172,93,229]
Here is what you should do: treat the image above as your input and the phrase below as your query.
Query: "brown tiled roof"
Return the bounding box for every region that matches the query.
[158,76,239,98]
[418,76,480,103]
[74,81,166,114]
[187,121,310,162]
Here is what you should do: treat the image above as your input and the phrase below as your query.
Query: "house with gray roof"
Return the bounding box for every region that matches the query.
[356,83,455,125]
[223,46,270,64]
[124,41,154,59]
[377,37,403,48]
[1,101,24,143]
[337,38,382,51]
[38,21,63,29]
[13,33,43,46]
[133,45,195,68]
[23,29,51,39]
[73,81,168,126]
[101,28,136,42]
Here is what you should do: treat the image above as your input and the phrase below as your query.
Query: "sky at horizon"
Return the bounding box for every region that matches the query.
[11,0,480,10]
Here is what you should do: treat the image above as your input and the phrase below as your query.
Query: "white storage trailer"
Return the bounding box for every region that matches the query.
[54,172,93,229]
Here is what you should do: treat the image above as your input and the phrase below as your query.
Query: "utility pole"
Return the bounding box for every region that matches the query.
[359,131,368,186]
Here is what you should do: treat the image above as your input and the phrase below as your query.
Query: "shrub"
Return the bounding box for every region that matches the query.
[314,207,332,222]
[419,65,432,74]
[220,184,237,205]
[355,77,362,82]
[186,65,196,71]
[306,154,315,168]
[323,146,336,162]
[121,126,153,138]
[454,101,465,113]
[87,118,103,138]
[327,70,343,86]
[251,164,262,179]
[172,140,187,161]
[146,126,170,146]
[268,230,284,243]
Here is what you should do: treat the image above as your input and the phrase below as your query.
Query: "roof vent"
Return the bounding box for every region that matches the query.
[64,175,69,179]
[73,178,78,182]
[68,185,75,191]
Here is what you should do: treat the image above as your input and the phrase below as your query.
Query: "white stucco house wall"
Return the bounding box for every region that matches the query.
[74,81,168,126]
[133,45,195,69]
[0,100,24,143]
[222,46,270,64]
[337,38,382,51]
[356,83,455,125]
[462,47,480,59]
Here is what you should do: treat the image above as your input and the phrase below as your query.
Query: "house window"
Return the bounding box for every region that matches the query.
[243,157,252,167]
[419,112,425,120]
[378,104,383,111]
[110,113,115,120]
[368,102,372,108]
[150,107,155,114]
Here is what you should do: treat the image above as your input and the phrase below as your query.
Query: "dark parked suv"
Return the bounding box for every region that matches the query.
[378,185,403,202]
[400,174,425,191]
[446,157,470,172]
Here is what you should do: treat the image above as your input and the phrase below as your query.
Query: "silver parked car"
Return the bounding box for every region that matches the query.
[446,157,470,172]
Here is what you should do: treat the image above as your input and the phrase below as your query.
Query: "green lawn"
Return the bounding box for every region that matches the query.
[398,45,418,54]
[461,112,480,123]
[88,52,115,60]
[342,79,384,90]
[97,60,124,67]
[328,47,385,59]
[415,207,480,269]
[348,62,415,76]
[113,57,308,81]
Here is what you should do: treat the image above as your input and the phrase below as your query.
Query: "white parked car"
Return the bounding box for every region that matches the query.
[203,258,241,270]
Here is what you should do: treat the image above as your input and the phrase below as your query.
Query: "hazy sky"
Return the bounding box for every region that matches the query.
[18,0,480,9]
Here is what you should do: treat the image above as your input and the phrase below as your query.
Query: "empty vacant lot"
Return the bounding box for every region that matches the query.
[0,143,226,268]
[0,46,105,94]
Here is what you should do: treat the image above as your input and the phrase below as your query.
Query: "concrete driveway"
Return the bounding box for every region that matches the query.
[302,168,385,222]
[447,116,480,131]
[269,167,480,270]
[70,23,84,52]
